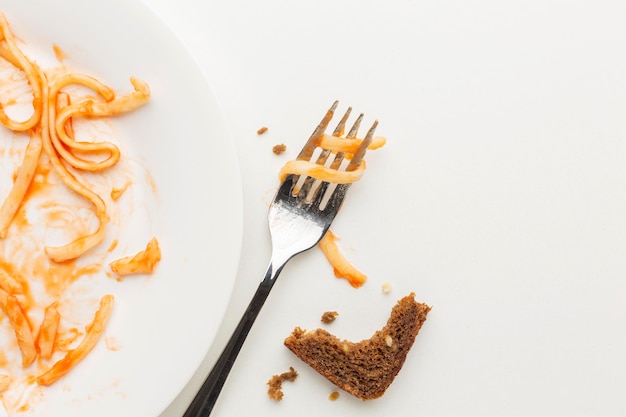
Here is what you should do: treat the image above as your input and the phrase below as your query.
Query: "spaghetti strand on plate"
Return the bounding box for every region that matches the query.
[0,12,159,390]
[0,13,43,131]
[0,13,151,261]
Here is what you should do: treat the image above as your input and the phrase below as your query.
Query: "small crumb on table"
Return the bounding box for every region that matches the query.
[267,366,298,401]
[257,126,269,135]
[329,391,340,401]
[272,143,287,155]
[321,311,338,323]
[381,281,392,294]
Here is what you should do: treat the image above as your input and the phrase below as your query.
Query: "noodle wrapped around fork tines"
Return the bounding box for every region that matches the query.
[277,103,384,288]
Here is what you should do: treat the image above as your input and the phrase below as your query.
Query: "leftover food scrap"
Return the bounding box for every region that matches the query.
[320,311,338,323]
[272,143,286,155]
[267,366,298,401]
[109,237,161,276]
[284,293,430,400]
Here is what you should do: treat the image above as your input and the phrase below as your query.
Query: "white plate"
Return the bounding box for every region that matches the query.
[0,1,243,416]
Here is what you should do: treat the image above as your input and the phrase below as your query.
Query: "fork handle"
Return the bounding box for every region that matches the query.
[183,264,282,417]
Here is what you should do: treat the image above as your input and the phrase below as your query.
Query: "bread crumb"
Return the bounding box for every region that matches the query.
[321,311,338,323]
[267,366,298,401]
[329,391,340,401]
[381,281,392,294]
[257,126,268,135]
[272,143,287,155]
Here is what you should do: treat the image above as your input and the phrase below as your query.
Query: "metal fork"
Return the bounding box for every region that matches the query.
[183,101,378,416]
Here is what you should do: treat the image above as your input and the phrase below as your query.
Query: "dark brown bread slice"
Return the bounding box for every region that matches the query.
[284,293,430,400]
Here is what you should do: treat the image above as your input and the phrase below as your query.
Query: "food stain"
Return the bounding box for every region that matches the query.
[52,44,68,63]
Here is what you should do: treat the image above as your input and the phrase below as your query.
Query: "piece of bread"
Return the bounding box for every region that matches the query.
[284,293,430,400]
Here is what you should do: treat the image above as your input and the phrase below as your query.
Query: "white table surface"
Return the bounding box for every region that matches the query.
[139,0,626,416]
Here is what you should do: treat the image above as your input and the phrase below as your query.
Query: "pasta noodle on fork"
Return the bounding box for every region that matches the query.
[278,123,386,288]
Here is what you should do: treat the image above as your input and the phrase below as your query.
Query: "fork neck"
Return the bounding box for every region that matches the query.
[262,248,294,285]
[263,258,287,285]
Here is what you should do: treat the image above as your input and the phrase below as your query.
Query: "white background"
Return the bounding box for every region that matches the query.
[138,0,626,416]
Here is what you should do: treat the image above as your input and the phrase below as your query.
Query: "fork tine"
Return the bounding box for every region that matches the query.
[315,116,376,210]
[299,103,352,200]
[329,113,364,171]
[321,182,349,211]
[297,100,339,161]
[298,106,376,205]
[310,181,331,208]
[298,176,316,200]
[346,113,364,139]
[313,106,351,167]
[333,106,352,137]
[346,119,377,171]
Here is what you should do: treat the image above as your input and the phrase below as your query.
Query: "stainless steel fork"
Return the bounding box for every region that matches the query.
[183,101,378,416]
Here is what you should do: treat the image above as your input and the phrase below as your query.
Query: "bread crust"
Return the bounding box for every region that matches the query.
[284,293,430,400]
